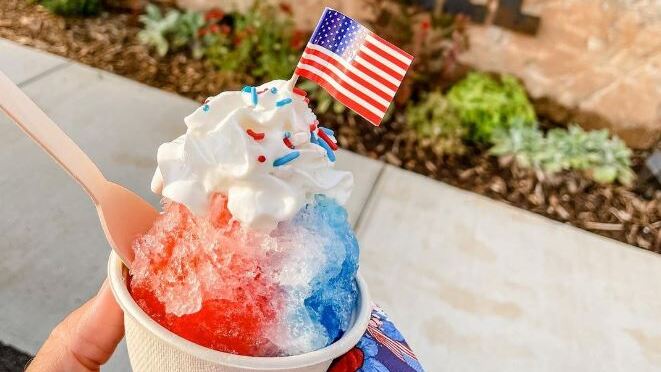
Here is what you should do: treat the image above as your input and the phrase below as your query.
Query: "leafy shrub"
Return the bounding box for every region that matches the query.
[447,72,536,143]
[489,120,545,168]
[35,0,101,16]
[490,123,635,185]
[405,92,466,155]
[138,4,205,58]
[203,2,303,81]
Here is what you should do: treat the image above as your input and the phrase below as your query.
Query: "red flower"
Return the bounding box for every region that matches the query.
[205,8,225,22]
[209,24,221,34]
[328,347,364,372]
[420,19,431,31]
[279,2,293,15]
[290,29,305,50]
[220,24,231,35]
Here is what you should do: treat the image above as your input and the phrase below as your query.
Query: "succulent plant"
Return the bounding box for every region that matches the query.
[490,123,635,185]
[138,4,205,58]
[489,119,545,168]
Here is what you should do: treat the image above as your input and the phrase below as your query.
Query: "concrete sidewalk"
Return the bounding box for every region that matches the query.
[2,39,661,371]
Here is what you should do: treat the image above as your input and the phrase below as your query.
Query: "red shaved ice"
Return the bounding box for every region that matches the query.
[129,194,282,356]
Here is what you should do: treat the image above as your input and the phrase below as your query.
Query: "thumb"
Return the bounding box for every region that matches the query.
[70,279,125,368]
[28,279,125,371]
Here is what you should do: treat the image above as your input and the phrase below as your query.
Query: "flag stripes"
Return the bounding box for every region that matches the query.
[295,8,413,126]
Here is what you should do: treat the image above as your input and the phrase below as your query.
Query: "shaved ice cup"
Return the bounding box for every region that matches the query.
[108,251,372,372]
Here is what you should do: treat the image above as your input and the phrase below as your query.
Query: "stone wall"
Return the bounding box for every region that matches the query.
[460,0,661,149]
[176,0,661,148]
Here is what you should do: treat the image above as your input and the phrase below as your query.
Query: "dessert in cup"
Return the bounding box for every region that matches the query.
[108,78,372,371]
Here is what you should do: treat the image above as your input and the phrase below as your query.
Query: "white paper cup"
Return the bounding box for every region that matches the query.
[107,251,372,372]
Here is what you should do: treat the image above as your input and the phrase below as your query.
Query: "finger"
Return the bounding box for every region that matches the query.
[27,299,93,371]
[68,279,125,369]
[28,280,125,371]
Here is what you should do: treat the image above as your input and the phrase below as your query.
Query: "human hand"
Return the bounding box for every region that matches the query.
[27,279,124,372]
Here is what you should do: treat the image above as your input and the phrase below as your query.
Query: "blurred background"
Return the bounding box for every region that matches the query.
[0,0,659,371]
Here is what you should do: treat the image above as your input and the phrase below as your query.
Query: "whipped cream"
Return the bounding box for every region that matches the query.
[151,79,353,231]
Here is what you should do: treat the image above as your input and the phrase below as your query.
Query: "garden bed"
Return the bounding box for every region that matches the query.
[1,0,658,251]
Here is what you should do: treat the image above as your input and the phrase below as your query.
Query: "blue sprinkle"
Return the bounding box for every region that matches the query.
[202,104,210,112]
[242,86,252,93]
[270,87,278,94]
[273,151,301,167]
[316,136,336,162]
[310,132,318,144]
[251,87,258,106]
[284,131,291,138]
[276,98,293,107]
[319,127,334,136]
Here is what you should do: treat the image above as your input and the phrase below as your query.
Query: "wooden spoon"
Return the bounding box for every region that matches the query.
[0,70,157,268]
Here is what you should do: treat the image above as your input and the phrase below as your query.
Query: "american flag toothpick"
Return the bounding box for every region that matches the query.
[293,8,414,126]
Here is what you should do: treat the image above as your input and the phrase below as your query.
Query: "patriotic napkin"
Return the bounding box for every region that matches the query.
[329,305,425,372]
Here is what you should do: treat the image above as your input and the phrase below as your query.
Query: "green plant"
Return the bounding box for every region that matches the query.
[490,123,635,185]
[489,119,545,168]
[138,4,205,58]
[34,0,101,16]
[547,126,635,185]
[447,72,536,144]
[405,92,466,155]
[203,1,303,81]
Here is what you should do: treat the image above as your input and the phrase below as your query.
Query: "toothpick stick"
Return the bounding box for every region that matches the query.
[285,73,299,92]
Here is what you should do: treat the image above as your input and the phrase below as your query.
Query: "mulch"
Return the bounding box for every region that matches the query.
[1,1,659,251]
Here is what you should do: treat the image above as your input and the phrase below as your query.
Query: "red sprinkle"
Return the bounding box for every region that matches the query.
[304,97,310,104]
[257,88,269,94]
[317,129,338,150]
[257,155,266,163]
[246,129,265,141]
[309,120,318,132]
[293,87,307,97]
[283,137,295,149]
